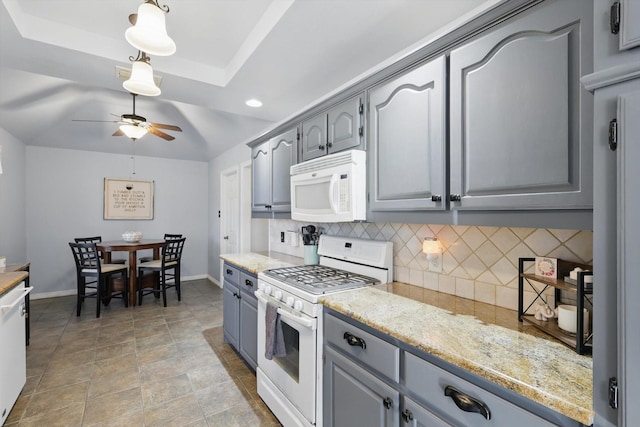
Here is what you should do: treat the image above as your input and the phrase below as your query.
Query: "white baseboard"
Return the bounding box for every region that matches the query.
[30,275,219,300]
[30,289,76,300]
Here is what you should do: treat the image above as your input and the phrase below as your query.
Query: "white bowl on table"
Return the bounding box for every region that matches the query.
[122,231,143,243]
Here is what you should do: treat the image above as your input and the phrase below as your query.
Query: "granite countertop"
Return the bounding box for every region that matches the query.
[217,252,593,425]
[320,283,593,426]
[0,272,29,297]
[219,251,303,274]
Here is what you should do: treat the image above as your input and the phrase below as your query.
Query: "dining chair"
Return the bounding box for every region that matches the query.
[137,237,186,307]
[74,236,127,264]
[69,242,129,317]
[138,233,183,263]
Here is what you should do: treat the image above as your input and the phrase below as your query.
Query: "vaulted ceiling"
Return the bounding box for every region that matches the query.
[0,0,489,161]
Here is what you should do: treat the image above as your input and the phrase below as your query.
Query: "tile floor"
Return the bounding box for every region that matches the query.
[5,279,282,426]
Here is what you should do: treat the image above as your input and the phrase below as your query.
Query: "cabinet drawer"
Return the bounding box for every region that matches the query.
[239,272,257,296]
[404,352,557,427]
[223,263,239,286]
[324,313,399,382]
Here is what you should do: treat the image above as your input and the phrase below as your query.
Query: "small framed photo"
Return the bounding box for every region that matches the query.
[535,257,557,278]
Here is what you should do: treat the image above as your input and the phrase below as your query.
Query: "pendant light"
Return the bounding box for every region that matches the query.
[120,124,148,141]
[125,1,176,57]
[123,51,161,96]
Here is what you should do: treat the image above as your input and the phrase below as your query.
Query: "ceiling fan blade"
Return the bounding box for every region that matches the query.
[151,122,182,132]
[72,119,121,123]
[148,127,175,141]
[113,129,125,137]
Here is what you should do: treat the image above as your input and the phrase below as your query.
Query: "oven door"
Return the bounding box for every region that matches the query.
[256,291,317,423]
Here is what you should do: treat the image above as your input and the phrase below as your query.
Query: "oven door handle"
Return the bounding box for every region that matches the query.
[256,292,316,331]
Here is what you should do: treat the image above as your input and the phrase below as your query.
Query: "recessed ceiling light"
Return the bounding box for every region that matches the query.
[246,99,263,108]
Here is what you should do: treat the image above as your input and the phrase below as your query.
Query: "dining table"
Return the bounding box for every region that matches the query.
[97,239,165,307]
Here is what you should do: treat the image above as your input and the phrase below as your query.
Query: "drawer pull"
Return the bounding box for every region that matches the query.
[245,279,253,287]
[226,269,233,275]
[444,385,491,420]
[343,331,366,349]
[402,408,414,422]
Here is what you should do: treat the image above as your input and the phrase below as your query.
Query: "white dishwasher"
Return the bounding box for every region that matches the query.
[0,283,32,424]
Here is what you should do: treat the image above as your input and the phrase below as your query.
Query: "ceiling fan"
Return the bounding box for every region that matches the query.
[73,93,182,141]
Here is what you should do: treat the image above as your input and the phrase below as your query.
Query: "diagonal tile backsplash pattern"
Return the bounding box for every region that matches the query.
[269,219,593,311]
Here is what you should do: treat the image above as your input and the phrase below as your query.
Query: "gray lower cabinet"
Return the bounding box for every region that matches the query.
[251,127,298,215]
[324,346,400,427]
[401,396,451,427]
[222,280,239,349]
[222,263,258,369]
[301,94,364,162]
[323,311,581,427]
[368,55,446,212]
[238,272,258,370]
[449,0,593,210]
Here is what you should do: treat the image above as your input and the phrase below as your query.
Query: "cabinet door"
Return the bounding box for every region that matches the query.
[239,290,258,370]
[368,55,446,211]
[617,87,640,426]
[618,0,640,50]
[402,396,452,427]
[450,0,592,210]
[251,141,271,212]
[327,95,363,155]
[324,346,400,427]
[270,128,297,212]
[404,353,560,427]
[222,281,239,349]
[301,113,327,161]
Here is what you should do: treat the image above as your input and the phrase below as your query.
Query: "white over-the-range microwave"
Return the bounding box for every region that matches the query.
[290,149,366,223]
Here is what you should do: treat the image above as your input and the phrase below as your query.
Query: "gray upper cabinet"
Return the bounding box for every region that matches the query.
[251,141,270,213]
[592,0,640,73]
[301,94,363,162]
[251,127,298,214]
[368,55,446,212]
[301,113,327,161]
[449,0,593,210]
[616,0,640,51]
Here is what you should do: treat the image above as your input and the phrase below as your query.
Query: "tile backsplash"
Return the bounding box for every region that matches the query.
[269,219,593,311]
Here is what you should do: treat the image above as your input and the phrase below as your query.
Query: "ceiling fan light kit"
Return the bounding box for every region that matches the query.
[123,52,161,96]
[125,1,176,57]
[119,123,148,141]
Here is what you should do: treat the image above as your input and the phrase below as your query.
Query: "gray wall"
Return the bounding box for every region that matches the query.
[208,143,251,284]
[25,146,209,297]
[0,128,26,263]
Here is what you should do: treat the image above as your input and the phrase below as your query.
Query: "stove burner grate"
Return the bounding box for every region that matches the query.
[263,265,379,295]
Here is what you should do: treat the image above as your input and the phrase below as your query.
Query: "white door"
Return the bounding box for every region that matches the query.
[220,166,239,254]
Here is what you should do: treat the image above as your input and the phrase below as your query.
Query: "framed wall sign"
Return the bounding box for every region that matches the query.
[104,178,154,220]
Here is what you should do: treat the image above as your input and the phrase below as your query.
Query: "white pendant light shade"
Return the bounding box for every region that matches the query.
[123,59,161,96]
[125,2,176,56]
[120,124,148,140]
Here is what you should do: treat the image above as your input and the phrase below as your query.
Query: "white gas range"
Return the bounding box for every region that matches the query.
[255,235,393,427]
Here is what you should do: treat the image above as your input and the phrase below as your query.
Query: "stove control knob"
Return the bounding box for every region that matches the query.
[293,300,303,311]
[263,285,272,296]
[274,290,283,300]
[285,296,295,307]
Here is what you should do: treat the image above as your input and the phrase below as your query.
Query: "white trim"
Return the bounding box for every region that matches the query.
[30,275,217,299]
[31,289,76,300]
[581,61,640,91]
